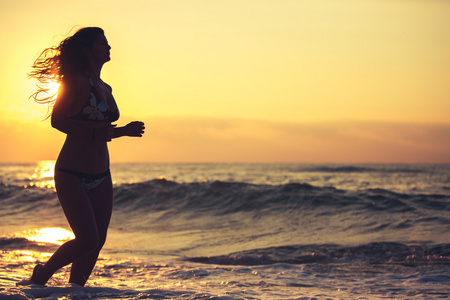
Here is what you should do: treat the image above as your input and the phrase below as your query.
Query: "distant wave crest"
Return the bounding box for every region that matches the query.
[185,242,450,266]
[112,179,449,216]
[300,165,425,173]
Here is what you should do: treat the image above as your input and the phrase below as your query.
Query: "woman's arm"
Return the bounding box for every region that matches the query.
[52,112,115,141]
[51,76,114,141]
[112,121,145,139]
[52,76,145,141]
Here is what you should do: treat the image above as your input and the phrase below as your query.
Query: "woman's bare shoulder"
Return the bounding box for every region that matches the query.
[54,74,90,115]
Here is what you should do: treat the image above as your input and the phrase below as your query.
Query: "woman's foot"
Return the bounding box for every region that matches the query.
[16,264,46,286]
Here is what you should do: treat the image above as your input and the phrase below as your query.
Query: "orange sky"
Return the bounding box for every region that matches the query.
[0,0,449,163]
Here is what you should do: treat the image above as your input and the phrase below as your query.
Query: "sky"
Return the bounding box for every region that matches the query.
[0,0,449,163]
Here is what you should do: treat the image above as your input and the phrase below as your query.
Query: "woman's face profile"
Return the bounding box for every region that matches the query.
[88,34,111,63]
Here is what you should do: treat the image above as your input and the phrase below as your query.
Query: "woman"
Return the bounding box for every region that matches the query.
[19,27,145,286]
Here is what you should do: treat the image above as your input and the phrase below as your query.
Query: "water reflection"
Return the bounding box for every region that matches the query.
[0,228,73,286]
[29,160,55,189]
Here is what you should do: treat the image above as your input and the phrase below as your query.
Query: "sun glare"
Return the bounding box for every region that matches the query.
[42,80,60,101]
[26,228,74,246]
[47,81,60,95]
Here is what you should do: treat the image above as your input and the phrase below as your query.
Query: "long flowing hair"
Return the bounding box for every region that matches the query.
[29,27,104,108]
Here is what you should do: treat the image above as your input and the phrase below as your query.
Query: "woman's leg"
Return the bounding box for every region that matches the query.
[69,173,113,286]
[32,170,100,285]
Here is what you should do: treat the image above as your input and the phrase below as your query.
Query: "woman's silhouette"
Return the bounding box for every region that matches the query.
[18,27,145,286]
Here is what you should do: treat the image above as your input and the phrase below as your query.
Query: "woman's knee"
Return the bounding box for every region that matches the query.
[95,232,108,252]
[76,232,100,254]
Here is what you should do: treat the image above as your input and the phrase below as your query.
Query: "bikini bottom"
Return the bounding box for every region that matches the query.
[55,167,110,192]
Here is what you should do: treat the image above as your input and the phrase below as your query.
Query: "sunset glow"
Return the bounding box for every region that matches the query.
[0,0,449,163]
[25,228,74,246]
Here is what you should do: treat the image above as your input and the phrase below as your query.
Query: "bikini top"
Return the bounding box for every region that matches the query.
[70,73,119,122]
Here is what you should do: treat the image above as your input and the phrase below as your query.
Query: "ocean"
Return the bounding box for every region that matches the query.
[0,162,449,299]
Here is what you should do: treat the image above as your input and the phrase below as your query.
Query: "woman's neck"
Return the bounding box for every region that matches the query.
[86,62,103,80]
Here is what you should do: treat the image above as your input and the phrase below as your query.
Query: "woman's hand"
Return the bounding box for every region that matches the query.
[124,121,145,137]
[106,121,145,140]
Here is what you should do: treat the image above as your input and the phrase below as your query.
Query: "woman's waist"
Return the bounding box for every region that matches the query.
[56,139,110,173]
[61,135,109,151]
[55,156,110,173]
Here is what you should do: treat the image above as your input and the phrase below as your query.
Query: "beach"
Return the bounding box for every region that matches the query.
[1,162,449,299]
